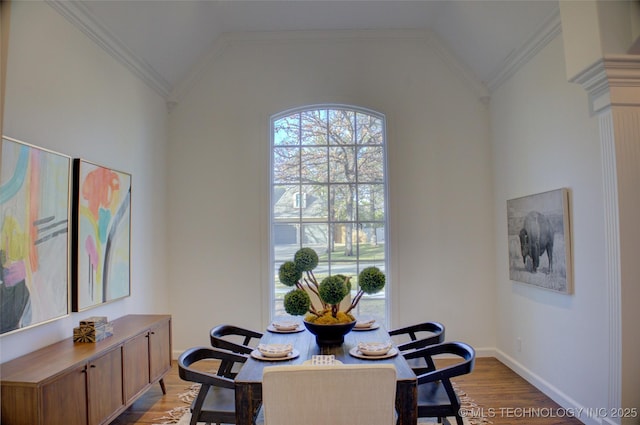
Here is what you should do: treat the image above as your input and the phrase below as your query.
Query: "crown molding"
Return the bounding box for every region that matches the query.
[424,31,491,105]
[486,4,562,93]
[168,29,490,108]
[46,0,171,99]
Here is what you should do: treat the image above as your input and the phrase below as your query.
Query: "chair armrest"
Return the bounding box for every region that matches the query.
[178,346,248,388]
[180,367,237,389]
[396,334,443,352]
[389,321,445,341]
[402,341,475,384]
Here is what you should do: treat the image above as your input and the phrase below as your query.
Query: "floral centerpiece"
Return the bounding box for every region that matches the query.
[279,247,385,344]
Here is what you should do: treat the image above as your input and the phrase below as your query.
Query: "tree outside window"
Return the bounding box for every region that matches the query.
[271,105,388,322]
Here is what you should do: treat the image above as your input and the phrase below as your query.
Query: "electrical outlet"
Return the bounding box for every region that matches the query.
[516,337,522,352]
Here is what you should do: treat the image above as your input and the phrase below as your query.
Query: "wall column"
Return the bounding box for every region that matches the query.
[572,55,640,425]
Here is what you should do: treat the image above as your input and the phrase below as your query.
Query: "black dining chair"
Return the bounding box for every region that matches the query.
[389,321,445,373]
[178,346,252,425]
[210,324,263,355]
[402,341,475,425]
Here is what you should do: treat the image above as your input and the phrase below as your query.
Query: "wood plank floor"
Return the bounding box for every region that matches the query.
[110,357,584,425]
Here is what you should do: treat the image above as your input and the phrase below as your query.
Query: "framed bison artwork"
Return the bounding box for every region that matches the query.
[507,188,572,294]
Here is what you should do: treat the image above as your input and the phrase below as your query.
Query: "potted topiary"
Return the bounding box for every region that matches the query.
[279,247,386,346]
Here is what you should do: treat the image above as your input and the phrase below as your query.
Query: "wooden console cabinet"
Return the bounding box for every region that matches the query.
[0,314,172,425]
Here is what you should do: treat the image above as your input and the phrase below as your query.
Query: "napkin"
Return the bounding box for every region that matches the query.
[311,355,336,365]
[355,319,376,328]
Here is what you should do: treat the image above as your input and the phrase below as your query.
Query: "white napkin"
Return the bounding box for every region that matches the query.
[355,319,376,328]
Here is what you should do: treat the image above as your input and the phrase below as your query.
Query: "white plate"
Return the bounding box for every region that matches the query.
[251,349,300,361]
[349,346,398,360]
[267,324,305,333]
[352,323,380,331]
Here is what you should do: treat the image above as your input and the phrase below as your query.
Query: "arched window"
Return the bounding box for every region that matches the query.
[270,105,389,322]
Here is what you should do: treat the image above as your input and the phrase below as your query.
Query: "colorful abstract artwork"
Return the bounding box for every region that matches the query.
[0,137,71,335]
[73,159,131,311]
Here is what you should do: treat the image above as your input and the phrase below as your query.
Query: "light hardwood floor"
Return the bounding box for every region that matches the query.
[110,357,584,425]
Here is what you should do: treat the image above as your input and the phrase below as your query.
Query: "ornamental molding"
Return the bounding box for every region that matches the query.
[486,5,562,93]
[46,0,172,99]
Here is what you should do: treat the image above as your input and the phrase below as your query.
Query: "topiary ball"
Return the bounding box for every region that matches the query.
[334,274,351,292]
[318,275,349,305]
[279,261,302,286]
[294,247,319,272]
[358,267,385,294]
[284,289,311,316]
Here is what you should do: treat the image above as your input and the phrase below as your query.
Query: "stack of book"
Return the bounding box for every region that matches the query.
[73,316,114,343]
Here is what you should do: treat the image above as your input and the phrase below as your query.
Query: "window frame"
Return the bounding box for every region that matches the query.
[269,104,390,324]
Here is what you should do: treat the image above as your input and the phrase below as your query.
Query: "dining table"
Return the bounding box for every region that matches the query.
[234,321,418,425]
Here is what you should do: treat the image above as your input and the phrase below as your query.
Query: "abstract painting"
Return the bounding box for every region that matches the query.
[507,188,572,294]
[73,159,131,311]
[0,136,71,335]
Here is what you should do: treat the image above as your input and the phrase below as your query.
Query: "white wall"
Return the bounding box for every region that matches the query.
[0,2,169,362]
[167,31,496,355]
[491,34,608,420]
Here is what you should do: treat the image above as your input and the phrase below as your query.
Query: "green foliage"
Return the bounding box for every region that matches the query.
[318,275,349,305]
[281,247,385,317]
[278,261,302,286]
[334,274,351,292]
[358,267,385,294]
[294,247,319,272]
[284,289,311,316]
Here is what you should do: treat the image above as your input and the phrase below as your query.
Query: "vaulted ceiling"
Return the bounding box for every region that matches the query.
[49,0,561,102]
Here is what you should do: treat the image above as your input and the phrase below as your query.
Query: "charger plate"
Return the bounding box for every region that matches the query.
[352,323,380,331]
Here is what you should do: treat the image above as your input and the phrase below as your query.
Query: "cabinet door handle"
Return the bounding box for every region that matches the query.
[90,364,96,368]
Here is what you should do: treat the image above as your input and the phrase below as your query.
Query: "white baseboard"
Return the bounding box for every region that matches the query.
[495,349,602,425]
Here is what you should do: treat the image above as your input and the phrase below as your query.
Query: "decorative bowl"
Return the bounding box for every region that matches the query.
[303,319,357,346]
[257,343,293,358]
[357,341,392,356]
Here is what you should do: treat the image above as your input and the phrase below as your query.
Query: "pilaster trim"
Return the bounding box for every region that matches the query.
[46,0,171,98]
[598,111,622,423]
[570,56,640,114]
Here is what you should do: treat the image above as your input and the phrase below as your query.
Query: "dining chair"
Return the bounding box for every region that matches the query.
[401,341,475,425]
[178,346,251,425]
[210,324,263,355]
[388,321,445,373]
[257,364,397,425]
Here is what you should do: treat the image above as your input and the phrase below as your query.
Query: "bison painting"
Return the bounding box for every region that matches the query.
[518,211,554,273]
[507,189,571,293]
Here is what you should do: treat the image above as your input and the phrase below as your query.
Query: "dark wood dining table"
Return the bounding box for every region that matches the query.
[234,322,418,425]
